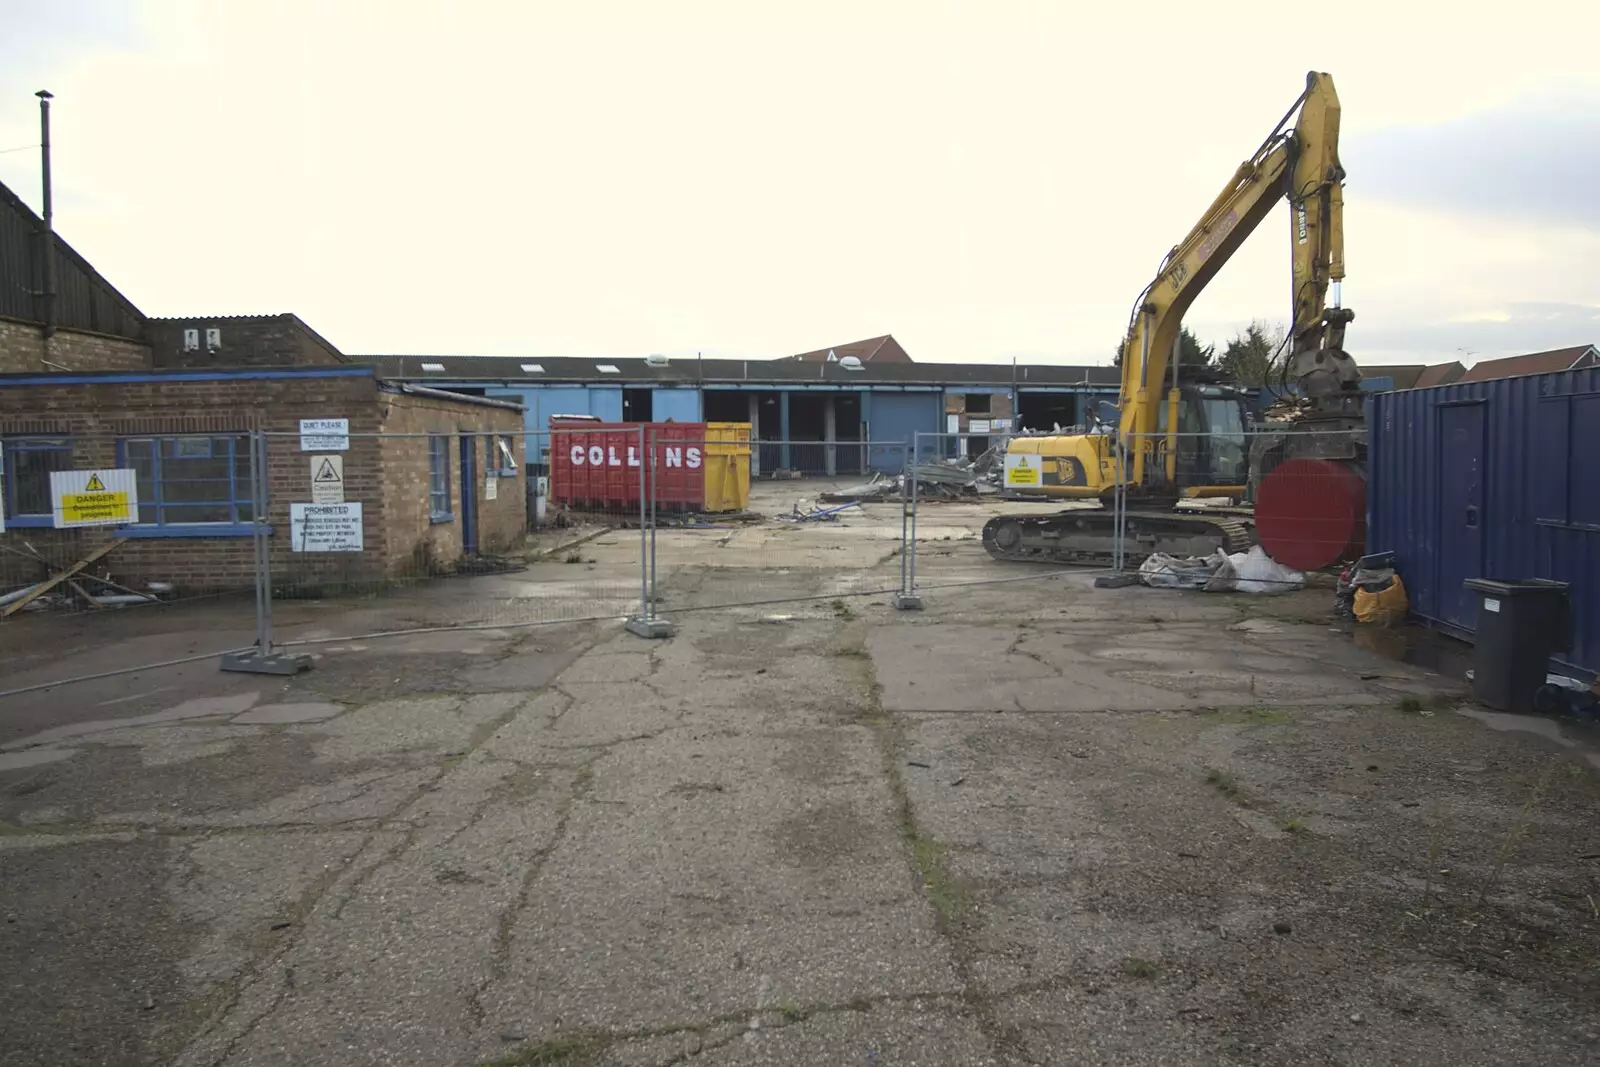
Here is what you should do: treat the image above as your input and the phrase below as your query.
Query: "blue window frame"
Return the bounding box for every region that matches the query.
[429,435,453,522]
[1,437,73,527]
[120,435,254,531]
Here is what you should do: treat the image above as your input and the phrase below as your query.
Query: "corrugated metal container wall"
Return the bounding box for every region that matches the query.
[548,421,750,513]
[1366,367,1599,676]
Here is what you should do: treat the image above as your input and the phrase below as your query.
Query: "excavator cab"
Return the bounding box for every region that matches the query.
[1153,384,1251,494]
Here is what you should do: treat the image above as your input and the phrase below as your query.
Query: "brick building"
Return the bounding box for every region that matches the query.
[0,178,527,598]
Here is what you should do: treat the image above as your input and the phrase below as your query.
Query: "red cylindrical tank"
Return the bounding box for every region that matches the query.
[1255,458,1366,571]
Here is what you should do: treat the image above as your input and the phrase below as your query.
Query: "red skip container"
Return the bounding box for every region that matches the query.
[549,421,735,512]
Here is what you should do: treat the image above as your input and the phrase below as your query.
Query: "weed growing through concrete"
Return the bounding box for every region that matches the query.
[777,999,808,1023]
[1397,695,1425,714]
[562,552,583,565]
[1204,767,1247,804]
[831,598,856,620]
[1476,761,1559,908]
[1122,957,1159,979]
[479,1030,611,1066]
[1282,815,1309,834]
[1208,707,1295,725]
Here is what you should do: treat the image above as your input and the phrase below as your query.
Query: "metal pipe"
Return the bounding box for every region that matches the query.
[36,90,56,340]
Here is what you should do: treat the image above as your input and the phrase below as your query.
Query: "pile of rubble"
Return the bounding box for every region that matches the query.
[820,444,1006,503]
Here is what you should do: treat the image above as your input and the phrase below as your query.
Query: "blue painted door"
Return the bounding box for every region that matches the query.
[867,393,941,472]
[1437,403,1485,630]
[652,387,702,423]
[459,435,478,555]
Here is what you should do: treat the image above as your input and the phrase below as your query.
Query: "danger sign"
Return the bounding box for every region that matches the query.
[50,468,139,528]
[1003,453,1042,488]
[309,455,345,504]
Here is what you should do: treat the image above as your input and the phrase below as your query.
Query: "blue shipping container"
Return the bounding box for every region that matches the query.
[1366,367,1599,677]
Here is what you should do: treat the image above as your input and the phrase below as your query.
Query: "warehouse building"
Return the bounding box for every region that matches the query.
[360,350,1122,475]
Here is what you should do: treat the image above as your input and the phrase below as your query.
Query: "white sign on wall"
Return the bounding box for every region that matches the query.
[969,419,991,434]
[485,473,498,501]
[299,418,350,451]
[290,502,364,552]
[50,468,140,528]
[309,455,345,504]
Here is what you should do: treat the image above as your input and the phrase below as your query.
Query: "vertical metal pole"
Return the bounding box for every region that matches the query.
[637,425,648,620]
[248,428,268,653]
[257,429,276,653]
[899,440,910,595]
[36,90,57,340]
[648,428,659,620]
[908,434,920,591]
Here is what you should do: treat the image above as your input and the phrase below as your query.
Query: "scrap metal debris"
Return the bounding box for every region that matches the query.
[819,446,1008,504]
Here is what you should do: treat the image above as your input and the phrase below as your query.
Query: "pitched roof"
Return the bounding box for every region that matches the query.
[1411,361,1467,389]
[789,335,912,363]
[1458,345,1598,383]
[1369,364,1426,389]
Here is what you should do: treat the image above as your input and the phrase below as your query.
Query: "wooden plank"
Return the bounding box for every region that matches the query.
[0,539,127,618]
[65,578,104,610]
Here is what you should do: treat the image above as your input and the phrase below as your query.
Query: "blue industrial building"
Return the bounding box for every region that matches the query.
[360,354,1120,475]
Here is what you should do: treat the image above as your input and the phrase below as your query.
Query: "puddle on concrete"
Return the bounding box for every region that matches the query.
[1345,621,1475,681]
[1342,620,1600,769]
[1456,708,1600,770]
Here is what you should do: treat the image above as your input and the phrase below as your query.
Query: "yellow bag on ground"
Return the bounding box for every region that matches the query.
[1354,574,1408,626]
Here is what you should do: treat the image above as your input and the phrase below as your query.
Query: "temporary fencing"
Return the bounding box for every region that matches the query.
[0,425,921,696]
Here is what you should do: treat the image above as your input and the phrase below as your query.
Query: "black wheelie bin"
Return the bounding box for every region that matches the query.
[1463,578,1573,714]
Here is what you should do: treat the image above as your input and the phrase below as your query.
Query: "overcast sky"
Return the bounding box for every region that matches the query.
[2,0,1597,367]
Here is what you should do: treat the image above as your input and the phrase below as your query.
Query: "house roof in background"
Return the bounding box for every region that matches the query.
[1458,345,1598,383]
[789,335,912,363]
[1411,361,1467,389]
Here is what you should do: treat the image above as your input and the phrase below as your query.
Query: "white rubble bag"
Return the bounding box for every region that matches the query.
[1137,545,1303,594]
[1226,544,1305,594]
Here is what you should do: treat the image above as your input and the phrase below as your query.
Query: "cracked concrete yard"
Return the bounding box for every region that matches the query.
[3,486,1599,1066]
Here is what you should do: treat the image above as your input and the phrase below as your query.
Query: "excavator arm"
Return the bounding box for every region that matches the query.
[1117,71,1356,484]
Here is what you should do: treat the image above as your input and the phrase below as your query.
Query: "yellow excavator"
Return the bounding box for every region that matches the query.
[984,70,1363,567]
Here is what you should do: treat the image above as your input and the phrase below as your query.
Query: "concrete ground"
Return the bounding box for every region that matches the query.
[3,479,1599,1066]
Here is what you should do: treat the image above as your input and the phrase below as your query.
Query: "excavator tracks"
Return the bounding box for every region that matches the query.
[981,508,1254,569]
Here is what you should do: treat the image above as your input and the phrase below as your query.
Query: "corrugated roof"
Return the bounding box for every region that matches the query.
[1458,345,1598,383]
[790,335,912,363]
[352,354,1120,387]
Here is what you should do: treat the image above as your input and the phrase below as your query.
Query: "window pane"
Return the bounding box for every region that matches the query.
[8,443,72,515]
[116,435,249,527]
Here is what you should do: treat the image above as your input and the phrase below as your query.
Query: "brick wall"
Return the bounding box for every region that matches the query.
[0,372,527,599]
[944,390,1014,432]
[0,318,150,374]
[148,315,347,370]
[376,392,526,575]
[0,373,384,594]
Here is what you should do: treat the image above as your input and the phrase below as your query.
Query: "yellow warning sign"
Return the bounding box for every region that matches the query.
[1004,454,1041,488]
[50,468,139,528]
